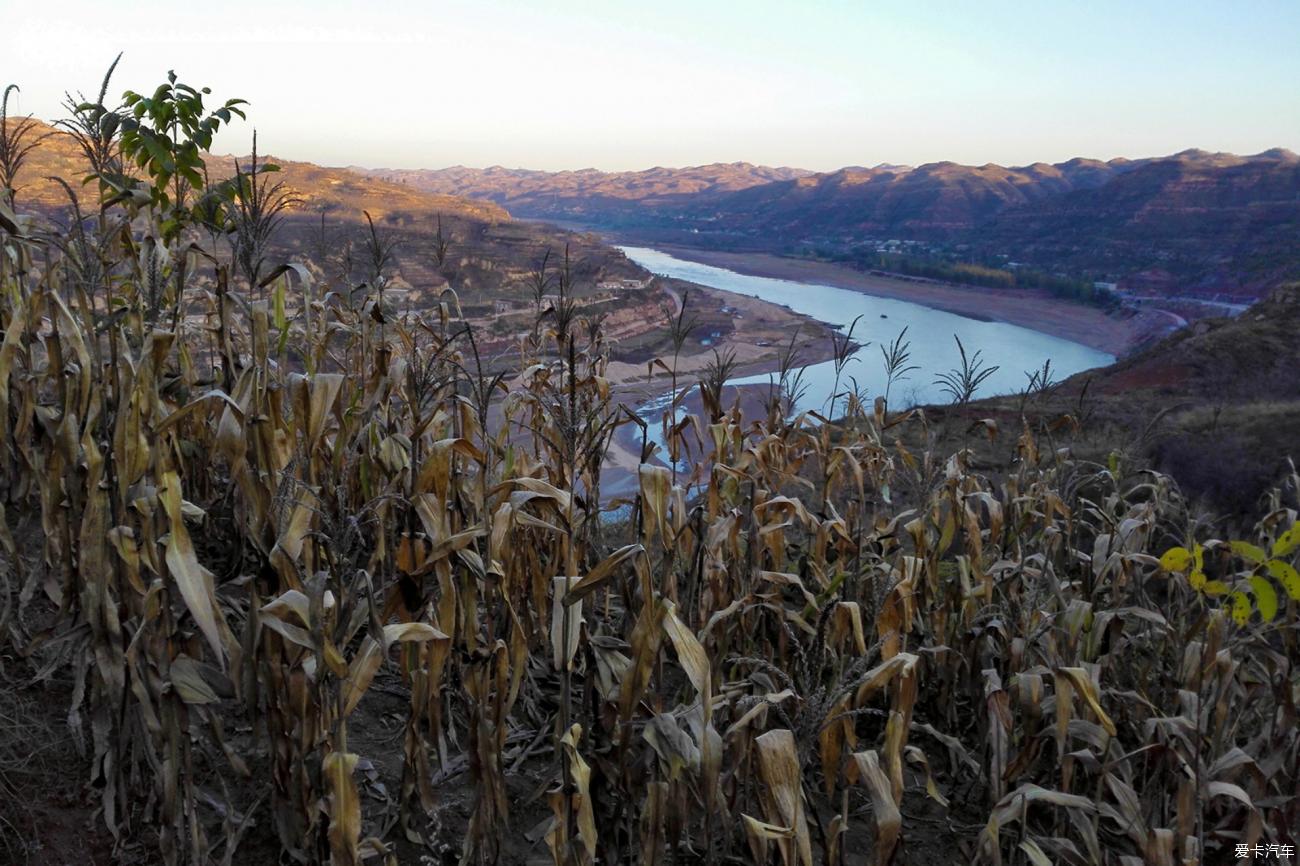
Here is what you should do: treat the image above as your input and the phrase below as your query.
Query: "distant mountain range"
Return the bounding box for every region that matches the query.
[357,149,1300,299]
[17,116,1296,300]
[355,162,812,216]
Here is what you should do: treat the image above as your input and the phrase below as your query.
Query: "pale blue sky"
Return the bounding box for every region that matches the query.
[5,0,1298,171]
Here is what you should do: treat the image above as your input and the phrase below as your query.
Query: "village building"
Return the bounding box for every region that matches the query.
[597,277,649,291]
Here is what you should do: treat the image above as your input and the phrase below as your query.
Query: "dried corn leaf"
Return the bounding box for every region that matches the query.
[755,729,813,866]
[560,724,597,864]
[639,464,672,543]
[742,814,794,865]
[159,470,228,665]
[552,575,583,670]
[663,600,711,708]
[563,543,644,605]
[170,655,220,705]
[324,751,362,866]
[342,637,382,717]
[1055,667,1116,737]
[980,784,1096,858]
[849,750,901,864]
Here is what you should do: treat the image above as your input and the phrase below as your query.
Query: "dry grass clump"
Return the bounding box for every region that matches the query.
[0,73,1296,865]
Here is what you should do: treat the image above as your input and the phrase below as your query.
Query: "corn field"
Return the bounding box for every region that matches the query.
[0,76,1297,865]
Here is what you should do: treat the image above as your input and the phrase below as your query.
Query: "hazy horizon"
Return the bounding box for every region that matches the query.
[339,146,1299,176]
[6,0,1299,172]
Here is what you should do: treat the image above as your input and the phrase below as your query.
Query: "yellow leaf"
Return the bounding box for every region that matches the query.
[1159,546,1192,572]
[1229,540,1267,564]
[259,616,316,650]
[1229,591,1251,626]
[1249,576,1278,622]
[1202,580,1230,596]
[268,490,319,588]
[1267,559,1300,600]
[1189,570,1207,591]
[1272,522,1300,557]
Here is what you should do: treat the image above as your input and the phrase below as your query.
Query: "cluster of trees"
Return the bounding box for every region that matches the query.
[813,245,1119,308]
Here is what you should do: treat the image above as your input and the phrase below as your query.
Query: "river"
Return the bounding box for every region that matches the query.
[620,246,1114,415]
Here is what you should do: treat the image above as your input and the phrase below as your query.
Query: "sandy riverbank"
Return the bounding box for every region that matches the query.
[646,246,1155,357]
[603,281,843,386]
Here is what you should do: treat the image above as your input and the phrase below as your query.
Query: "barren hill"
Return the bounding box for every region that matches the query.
[5,120,647,299]
[362,149,1300,299]
[956,281,1300,515]
[354,161,813,221]
[7,121,508,223]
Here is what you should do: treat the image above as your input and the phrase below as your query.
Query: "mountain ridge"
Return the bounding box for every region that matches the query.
[352,147,1299,298]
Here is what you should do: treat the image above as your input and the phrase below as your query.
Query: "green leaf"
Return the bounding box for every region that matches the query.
[1248,576,1278,622]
